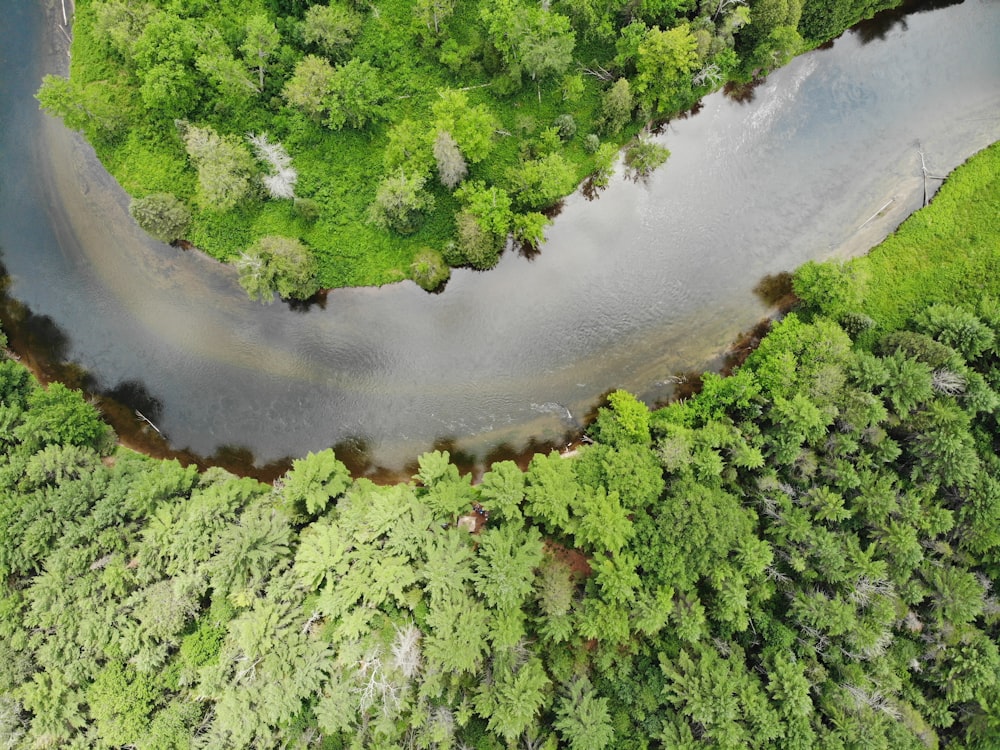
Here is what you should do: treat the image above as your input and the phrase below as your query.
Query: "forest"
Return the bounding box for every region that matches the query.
[0,140,998,747]
[37,0,899,297]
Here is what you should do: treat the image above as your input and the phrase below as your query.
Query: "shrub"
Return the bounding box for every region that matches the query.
[410,249,451,291]
[128,193,192,244]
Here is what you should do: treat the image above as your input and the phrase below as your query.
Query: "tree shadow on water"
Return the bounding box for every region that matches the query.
[851,0,962,44]
[753,271,796,307]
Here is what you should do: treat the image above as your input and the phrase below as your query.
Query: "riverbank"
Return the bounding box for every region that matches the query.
[843,140,1000,336]
[3,137,996,485]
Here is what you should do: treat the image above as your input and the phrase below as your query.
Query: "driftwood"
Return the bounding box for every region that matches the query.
[858,198,895,230]
[918,145,947,206]
[135,409,163,435]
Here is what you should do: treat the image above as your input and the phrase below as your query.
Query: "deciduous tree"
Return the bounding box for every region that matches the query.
[367,172,436,234]
[302,3,363,56]
[180,122,257,211]
[236,235,319,303]
[128,193,191,243]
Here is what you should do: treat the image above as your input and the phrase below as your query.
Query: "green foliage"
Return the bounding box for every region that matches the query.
[5,140,1000,750]
[410,248,452,290]
[36,74,125,140]
[600,78,635,135]
[302,3,363,56]
[88,662,156,746]
[555,678,615,750]
[236,235,319,303]
[524,450,578,535]
[280,449,352,518]
[793,259,860,321]
[507,151,578,210]
[633,24,700,114]
[180,122,257,212]
[624,138,670,179]
[129,193,192,244]
[282,54,336,119]
[17,382,112,453]
[431,90,497,164]
[477,459,526,521]
[324,58,388,131]
[53,0,871,289]
[482,2,576,82]
[367,172,436,234]
[592,389,652,446]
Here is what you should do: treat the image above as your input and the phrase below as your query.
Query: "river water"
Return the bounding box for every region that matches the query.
[0,0,998,475]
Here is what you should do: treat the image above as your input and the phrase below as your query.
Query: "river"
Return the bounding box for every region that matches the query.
[0,0,998,477]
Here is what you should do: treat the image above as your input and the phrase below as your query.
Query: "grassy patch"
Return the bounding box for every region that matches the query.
[838,142,1000,341]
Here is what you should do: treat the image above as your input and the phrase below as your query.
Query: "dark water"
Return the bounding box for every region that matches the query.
[0,0,998,475]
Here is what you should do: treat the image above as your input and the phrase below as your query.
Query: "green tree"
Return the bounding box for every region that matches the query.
[634,24,700,114]
[35,75,124,139]
[524,450,579,535]
[431,90,497,163]
[180,122,257,211]
[384,119,435,175]
[410,249,451,291]
[517,9,577,81]
[207,504,292,605]
[476,656,552,744]
[507,152,577,210]
[88,662,156,746]
[236,235,319,303]
[625,138,670,179]
[197,36,259,100]
[474,524,543,611]
[367,172,436,234]
[600,78,634,135]
[90,0,155,61]
[17,671,85,745]
[282,54,336,120]
[128,193,191,244]
[792,259,858,320]
[574,485,632,555]
[302,3,363,56]
[16,382,111,453]
[325,58,386,130]
[415,0,456,35]
[915,303,995,363]
[132,13,203,118]
[483,3,576,82]
[661,646,782,748]
[477,459,525,521]
[513,211,551,249]
[592,389,652,446]
[241,15,281,92]
[280,449,352,518]
[554,678,614,750]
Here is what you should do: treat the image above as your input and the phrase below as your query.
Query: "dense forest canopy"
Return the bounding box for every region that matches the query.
[38,0,899,297]
[0,141,998,747]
